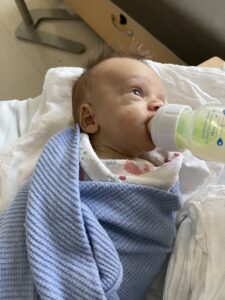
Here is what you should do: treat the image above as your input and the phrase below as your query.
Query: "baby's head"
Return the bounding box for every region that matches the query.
[72,45,166,159]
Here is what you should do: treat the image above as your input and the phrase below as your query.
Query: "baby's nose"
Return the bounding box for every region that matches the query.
[148,100,164,111]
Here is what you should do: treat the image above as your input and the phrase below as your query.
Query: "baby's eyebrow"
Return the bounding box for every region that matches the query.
[125,75,150,85]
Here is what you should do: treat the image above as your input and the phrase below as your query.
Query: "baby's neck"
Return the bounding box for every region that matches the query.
[93,145,136,160]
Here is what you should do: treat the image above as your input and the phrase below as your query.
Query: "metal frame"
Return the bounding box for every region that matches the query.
[15,0,85,54]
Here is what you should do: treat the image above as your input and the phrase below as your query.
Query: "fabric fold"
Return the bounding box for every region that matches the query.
[163,185,225,300]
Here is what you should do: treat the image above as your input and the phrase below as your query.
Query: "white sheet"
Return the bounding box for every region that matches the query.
[0,96,41,152]
[0,67,82,212]
[163,185,225,300]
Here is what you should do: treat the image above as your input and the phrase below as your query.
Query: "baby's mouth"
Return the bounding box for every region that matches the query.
[147,114,155,124]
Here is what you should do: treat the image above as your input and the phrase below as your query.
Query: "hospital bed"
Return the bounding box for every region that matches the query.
[0,57,225,299]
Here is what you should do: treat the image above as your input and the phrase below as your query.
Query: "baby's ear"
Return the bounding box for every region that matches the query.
[79,103,99,133]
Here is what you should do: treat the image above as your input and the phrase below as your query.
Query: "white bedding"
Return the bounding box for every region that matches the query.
[0,61,225,299]
[163,185,225,300]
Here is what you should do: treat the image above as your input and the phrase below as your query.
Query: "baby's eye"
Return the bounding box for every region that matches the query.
[130,88,142,97]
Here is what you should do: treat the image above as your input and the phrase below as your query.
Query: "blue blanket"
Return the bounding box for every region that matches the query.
[0,126,180,300]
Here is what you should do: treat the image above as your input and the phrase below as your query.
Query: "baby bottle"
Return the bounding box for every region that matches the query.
[148,103,225,163]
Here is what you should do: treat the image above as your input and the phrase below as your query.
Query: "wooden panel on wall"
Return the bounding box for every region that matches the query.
[64,0,185,64]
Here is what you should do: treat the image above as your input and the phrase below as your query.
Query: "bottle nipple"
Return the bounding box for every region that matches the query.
[148,104,192,151]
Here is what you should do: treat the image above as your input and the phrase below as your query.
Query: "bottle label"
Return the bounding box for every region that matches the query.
[197,108,225,147]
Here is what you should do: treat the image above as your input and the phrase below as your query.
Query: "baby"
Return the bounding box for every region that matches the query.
[72,45,183,298]
[0,45,183,300]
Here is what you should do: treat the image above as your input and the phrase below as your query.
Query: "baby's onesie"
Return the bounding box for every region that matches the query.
[79,133,183,191]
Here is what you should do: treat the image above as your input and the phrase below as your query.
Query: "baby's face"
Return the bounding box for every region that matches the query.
[82,57,166,158]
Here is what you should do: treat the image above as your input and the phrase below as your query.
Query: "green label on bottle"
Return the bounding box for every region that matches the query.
[195,108,225,146]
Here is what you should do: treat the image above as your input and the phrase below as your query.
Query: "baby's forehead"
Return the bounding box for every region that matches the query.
[93,57,155,82]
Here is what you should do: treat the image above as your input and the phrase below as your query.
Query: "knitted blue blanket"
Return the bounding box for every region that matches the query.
[0,126,180,300]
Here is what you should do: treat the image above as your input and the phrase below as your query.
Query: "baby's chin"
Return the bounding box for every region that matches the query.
[121,137,156,157]
[142,139,156,152]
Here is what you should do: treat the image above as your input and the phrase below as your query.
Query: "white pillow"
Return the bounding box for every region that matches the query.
[0,96,41,152]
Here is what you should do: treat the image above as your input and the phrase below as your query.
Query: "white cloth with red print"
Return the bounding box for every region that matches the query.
[79,133,183,191]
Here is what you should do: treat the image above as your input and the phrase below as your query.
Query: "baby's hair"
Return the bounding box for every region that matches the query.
[72,43,152,123]
[85,43,151,69]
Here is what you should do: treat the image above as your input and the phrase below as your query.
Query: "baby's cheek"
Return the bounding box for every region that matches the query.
[121,111,141,124]
[117,107,145,132]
